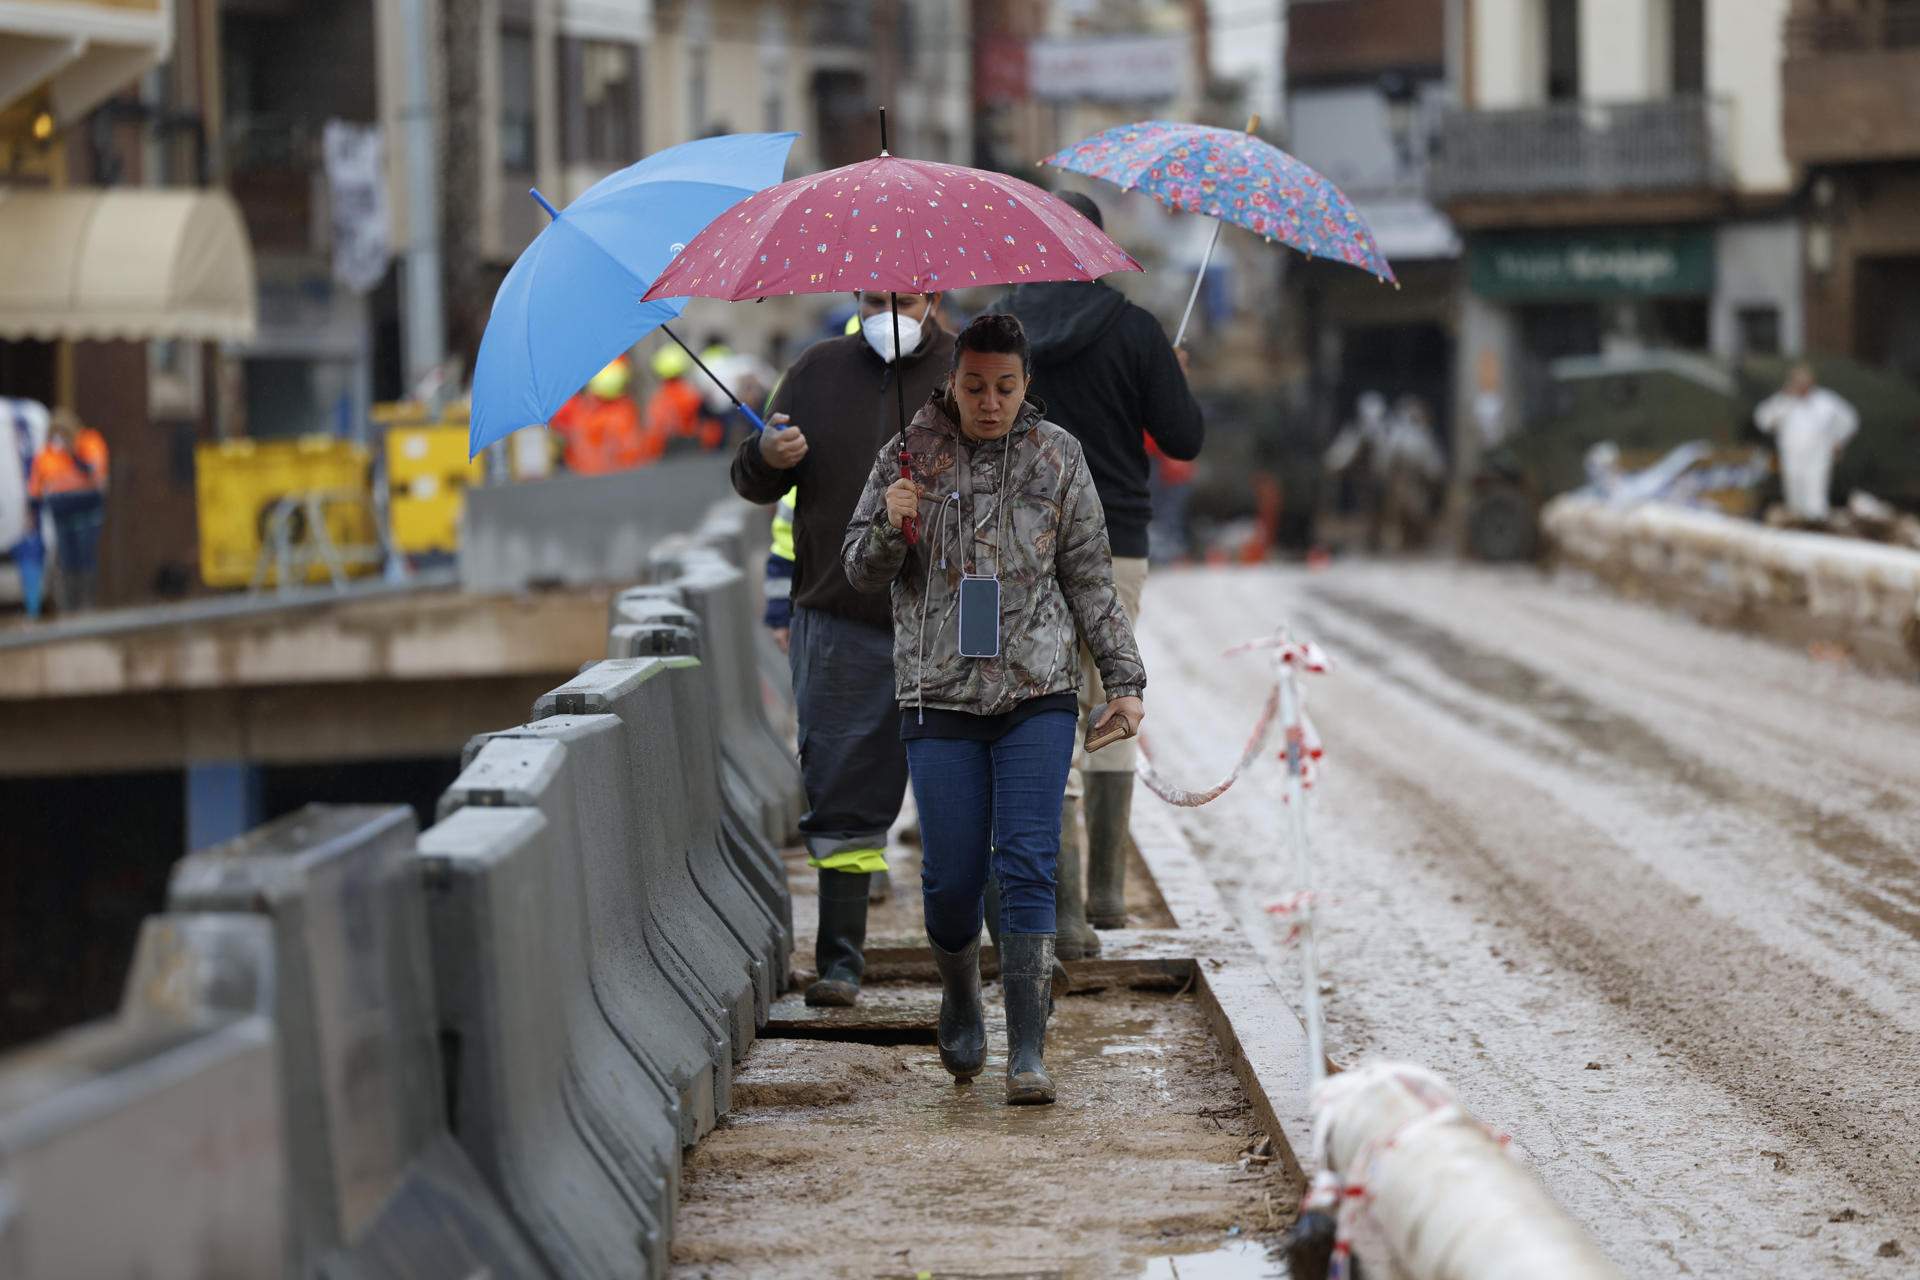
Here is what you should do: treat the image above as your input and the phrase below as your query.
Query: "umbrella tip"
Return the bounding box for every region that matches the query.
[529,188,561,221]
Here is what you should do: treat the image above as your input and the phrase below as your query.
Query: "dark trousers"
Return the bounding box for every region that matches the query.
[906,710,1078,951]
[788,606,908,872]
[46,490,103,612]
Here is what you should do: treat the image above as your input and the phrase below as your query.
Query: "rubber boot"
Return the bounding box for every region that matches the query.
[806,869,870,1007]
[928,934,985,1080]
[1055,792,1102,960]
[1000,933,1057,1105]
[984,876,1068,997]
[1084,773,1135,929]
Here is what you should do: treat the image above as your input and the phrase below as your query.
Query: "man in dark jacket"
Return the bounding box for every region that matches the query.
[1002,191,1204,959]
[731,290,952,1006]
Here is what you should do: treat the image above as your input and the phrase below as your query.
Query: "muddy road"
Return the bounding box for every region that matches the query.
[1139,563,1920,1277]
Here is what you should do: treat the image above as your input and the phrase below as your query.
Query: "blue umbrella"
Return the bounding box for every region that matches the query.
[469,131,798,457]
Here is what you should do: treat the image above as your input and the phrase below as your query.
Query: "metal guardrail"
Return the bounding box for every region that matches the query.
[1430,96,1728,201]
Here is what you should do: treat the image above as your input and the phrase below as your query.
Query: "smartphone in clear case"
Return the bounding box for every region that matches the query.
[956,575,1000,658]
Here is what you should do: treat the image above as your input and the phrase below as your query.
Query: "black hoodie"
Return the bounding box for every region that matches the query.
[731,326,957,630]
[1002,280,1204,557]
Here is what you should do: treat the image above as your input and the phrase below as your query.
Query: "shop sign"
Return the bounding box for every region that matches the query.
[1469,229,1714,299]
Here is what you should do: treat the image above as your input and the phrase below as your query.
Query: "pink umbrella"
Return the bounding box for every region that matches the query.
[643,152,1138,303]
[646,111,1140,541]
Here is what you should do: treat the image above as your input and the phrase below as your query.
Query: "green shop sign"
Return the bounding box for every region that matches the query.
[1469,229,1714,299]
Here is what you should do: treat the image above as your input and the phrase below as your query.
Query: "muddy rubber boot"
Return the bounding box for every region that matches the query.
[1055,793,1102,960]
[868,867,892,904]
[928,934,986,1080]
[984,877,1068,997]
[1084,773,1135,929]
[806,869,870,1007]
[1001,933,1057,1105]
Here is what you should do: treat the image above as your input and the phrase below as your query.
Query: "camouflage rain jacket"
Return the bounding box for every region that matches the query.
[842,392,1146,717]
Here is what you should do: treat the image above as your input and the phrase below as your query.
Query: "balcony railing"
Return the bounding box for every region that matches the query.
[1786,1,1920,55]
[1429,96,1728,203]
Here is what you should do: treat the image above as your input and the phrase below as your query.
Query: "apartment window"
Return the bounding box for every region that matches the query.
[1670,0,1705,95]
[1546,0,1580,101]
[562,39,639,165]
[1737,306,1782,357]
[500,26,534,172]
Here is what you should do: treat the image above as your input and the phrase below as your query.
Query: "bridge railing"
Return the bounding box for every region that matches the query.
[0,500,803,1279]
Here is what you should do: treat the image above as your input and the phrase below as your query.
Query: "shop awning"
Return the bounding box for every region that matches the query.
[0,0,171,124]
[0,188,257,343]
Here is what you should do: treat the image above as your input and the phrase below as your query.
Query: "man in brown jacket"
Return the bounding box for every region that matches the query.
[730,290,951,1006]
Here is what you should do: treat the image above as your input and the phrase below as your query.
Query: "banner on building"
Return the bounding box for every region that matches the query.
[322,120,393,295]
[1028,34,1189,103]
[1469,228,1714,299]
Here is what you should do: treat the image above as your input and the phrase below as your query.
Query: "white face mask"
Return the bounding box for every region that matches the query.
[861,310,923,363]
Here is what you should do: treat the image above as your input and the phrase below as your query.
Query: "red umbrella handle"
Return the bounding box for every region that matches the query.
[899,450,919,545]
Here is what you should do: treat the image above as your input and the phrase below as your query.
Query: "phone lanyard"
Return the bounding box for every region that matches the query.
[953,433,1012,580]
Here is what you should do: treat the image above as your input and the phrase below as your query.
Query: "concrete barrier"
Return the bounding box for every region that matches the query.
[0,1015,284,1278]
[1544,495,1920,675]
[436,733,724,1147]
[535,658,778,1025]
[648,545,804,843]
[690,504,802,751]
[460,454,734,595]
[416,804,660,1279]
[166,804,542,1277]
[0,914,284,1278]
[609,592,794,961]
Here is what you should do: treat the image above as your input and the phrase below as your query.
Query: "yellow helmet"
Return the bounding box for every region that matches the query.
[588,356,632,398]
[650,344,692,380]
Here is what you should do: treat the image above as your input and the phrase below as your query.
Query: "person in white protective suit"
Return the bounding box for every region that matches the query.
[1754,363,1858,522]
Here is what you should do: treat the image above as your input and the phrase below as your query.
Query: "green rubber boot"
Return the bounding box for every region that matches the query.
[1084,773,1135,929]
[1056,791,1102,960]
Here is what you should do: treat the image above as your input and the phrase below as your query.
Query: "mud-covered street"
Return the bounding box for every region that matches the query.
[1140,563,1920,1275]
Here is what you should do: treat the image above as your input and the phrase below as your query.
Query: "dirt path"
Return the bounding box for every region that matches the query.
[1138,562,1920,1277]
[670,987,1294,1279]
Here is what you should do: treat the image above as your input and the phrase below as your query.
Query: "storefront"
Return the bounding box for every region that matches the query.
[1467,226,1718,362]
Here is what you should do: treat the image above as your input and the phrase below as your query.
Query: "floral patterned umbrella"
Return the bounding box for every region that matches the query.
[1044,117,1396,345]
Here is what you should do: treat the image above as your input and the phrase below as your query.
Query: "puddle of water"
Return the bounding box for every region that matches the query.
[1130,1236,1285,1279]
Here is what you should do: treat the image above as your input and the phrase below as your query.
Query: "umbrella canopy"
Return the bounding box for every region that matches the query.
[1044,121,1395,284]
[468,131,798,457]
[642,153,1139,302]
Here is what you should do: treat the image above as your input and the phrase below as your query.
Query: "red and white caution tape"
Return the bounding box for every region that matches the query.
[1134,629,1333,809]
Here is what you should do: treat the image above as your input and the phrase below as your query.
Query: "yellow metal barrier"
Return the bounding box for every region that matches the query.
[375,402,485,556]
[195,436,377,588]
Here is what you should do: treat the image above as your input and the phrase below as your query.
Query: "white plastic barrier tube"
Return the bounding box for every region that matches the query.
[1316,1062,1625,1280]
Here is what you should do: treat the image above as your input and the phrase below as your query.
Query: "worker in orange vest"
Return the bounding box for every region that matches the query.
[550,356,651,474]
[646,344,708,457]
[27,408,109,613]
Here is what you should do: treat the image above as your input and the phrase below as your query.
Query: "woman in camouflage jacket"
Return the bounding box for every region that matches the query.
[843,313,1146,1106]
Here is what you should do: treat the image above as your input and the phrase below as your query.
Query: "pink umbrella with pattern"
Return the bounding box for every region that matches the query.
[645,111,1140,541]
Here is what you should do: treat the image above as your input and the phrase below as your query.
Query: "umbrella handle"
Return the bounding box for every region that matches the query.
[1173,219,1223,350]
[900,451,919,545]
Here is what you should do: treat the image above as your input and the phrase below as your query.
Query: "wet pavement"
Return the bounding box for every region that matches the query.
[1139,561,1920,1276]
[668,987,1295,1278]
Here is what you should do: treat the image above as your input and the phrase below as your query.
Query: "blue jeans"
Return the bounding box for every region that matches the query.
[906,711,1077,951]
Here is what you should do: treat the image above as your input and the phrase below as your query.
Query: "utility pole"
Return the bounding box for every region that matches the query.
[398,0,446,395]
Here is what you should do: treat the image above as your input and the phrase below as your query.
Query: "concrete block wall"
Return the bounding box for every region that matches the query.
[0,502,804,1278]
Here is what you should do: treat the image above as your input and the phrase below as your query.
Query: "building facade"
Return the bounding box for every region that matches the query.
[1,0,256,607]
[1782,0,1920,386]
[1284,0,1461,450]
[1438,0,1800,491]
